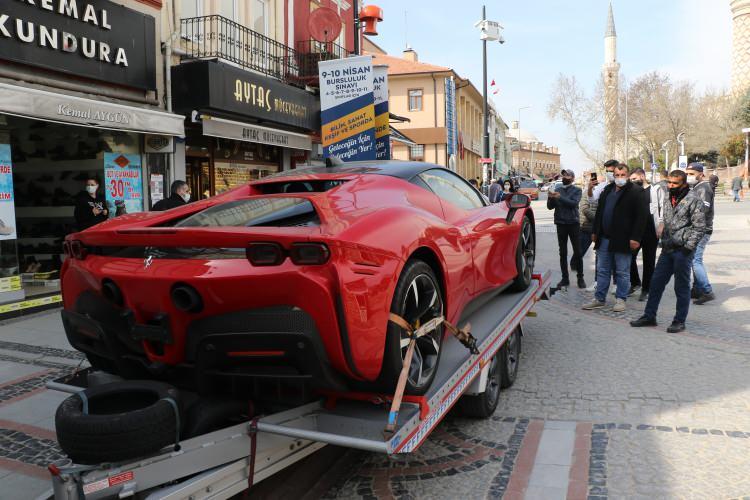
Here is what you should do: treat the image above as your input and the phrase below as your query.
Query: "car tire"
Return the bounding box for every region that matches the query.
[55,381,181,465]
[500,327,521,389]
[459,351,502,418]
[508,215,535,292]
[378,260,445,395]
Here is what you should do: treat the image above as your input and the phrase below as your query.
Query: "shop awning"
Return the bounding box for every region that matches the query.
[390,127,417,146]
[0,82,185,136]
[201,115,312,151]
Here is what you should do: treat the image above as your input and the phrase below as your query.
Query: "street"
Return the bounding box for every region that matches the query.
[0,199,747,499]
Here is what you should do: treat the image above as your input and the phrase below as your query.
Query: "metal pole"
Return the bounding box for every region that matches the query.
[353,0,360,55]
[745,131,749,176]
[624,88,628,162]
[482,6,490,166]
[530,142,535,178]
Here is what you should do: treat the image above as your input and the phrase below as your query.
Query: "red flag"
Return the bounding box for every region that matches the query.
[493,89,499,95]
[490,79,496,86]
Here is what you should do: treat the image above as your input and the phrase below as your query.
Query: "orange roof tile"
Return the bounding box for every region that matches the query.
[366,51,451,75]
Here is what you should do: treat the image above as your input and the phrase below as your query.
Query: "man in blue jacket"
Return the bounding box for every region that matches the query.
[548,169,585,289]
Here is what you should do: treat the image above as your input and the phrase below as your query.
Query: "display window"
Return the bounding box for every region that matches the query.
[0,114,143,307]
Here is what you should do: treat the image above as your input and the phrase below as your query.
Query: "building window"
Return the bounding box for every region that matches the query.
[181,0,201,18]
[253,0,268,36]
[217,0,237,19]
[410,144,425,160]
[408,89,423,111]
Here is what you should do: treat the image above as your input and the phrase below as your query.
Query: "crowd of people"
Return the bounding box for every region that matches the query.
[547,160,718,333]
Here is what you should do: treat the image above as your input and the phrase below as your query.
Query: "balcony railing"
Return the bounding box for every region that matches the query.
[179,17,350,87]
[296,39,350,82]
[180,15,301,84]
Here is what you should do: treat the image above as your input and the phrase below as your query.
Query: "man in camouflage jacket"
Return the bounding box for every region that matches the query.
[630,170,706,333]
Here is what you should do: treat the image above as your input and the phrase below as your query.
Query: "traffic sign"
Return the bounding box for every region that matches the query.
[678,155,688,170]
[650,163,658,170]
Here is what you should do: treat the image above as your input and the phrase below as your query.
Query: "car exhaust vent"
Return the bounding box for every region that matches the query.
[101,279,124,306]
[171,284,203,313]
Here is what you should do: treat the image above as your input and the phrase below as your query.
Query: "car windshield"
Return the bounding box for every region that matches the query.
[175,198,319,228]
[520,181,537,188]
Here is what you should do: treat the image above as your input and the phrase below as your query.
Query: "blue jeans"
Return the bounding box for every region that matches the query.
[644,249,693,323]
[595,237,631,301]
[692,234,712,295]
[733,189,741,202]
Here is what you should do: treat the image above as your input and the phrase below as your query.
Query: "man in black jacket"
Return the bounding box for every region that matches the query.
[152,180,190,211]
[583,164,647,313]
[73,177,109,231]
[547,169,585,289]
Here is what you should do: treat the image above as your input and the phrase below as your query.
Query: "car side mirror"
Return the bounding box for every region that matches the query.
[507,193,530,209]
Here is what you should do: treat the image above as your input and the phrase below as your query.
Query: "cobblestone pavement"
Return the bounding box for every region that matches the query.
[0,200,747,499]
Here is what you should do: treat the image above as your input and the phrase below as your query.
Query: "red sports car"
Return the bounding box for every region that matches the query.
[61,162,535,397]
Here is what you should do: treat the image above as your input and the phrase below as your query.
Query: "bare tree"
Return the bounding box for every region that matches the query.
[547,74,604,168]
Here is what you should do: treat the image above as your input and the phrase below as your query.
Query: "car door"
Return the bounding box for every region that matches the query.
[417,169,513,297]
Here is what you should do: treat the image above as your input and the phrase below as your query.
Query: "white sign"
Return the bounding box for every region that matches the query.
[150,174,164,206]
[678,155,688,170]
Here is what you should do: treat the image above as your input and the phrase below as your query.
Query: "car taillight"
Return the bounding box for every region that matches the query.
[65,240,87,260]
[290,243,330,265]
[246,242,285,266]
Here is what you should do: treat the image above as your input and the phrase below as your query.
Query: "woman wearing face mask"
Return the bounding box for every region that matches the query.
[152,180,191,211]
[500,179,515,201]
[73,177,109,231]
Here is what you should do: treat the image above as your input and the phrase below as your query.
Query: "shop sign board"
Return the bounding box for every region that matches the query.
[0,144,17,241]
[0,0,157,90]
[202,117,312,151]
[171,61,320,131]
[373,65,390,160]
[318,55,376,161]
[445,77,457,156]
[104,153,143,216]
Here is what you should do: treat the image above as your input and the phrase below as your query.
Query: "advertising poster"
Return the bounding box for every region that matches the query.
[0,144,17,240]
[373,65,390,160]
[318,55,376,161]
[445,77,457,158]
[104,153,143,216]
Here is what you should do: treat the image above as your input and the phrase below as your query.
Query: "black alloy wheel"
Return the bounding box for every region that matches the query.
[509,215,535,292]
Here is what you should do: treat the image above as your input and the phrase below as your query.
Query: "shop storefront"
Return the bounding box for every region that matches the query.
[0,0,184,316]
[171,60,319,200]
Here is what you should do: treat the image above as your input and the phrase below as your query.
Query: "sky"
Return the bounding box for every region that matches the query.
[365,0,733,172]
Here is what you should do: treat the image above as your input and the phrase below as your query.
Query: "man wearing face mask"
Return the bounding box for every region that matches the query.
[584,164,647,313]
[631,170,706,333]
[73,177,109,231]
[685,163,715,305]
[592,159,620,201]
[152,180,191,211]
[628,168,664,301]
[547,169,585,289]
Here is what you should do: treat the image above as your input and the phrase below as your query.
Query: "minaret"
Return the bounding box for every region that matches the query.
[603,2,621,159]
[731,0,750,96]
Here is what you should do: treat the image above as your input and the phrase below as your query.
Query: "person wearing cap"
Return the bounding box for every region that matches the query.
[686,163,715,305]
[583,163,648,313]
[547,169,586,289]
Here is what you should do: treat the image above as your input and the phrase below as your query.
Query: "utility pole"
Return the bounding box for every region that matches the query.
[481,6,490,179]
[353,0,360,55]
[743,127,750,177]
[623,86,629,162]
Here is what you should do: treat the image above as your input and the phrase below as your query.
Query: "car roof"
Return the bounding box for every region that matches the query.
[256,160,444,182]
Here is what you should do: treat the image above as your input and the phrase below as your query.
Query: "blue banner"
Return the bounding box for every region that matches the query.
[445,77,457,157]
[319,55,376,161]
[0,144,16,240]
[373,65,390,160]
[104,153,143,216]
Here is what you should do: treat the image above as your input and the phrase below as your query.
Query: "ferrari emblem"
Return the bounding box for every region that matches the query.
[144,255,153,269]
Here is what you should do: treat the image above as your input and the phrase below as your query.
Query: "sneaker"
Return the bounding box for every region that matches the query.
[693,292,715,305]
[630,315,657,327]
[667,321,686,333]
[556,279,570,288]
[577,276,586,289]
[628,285,641,297]
[612,298,626,312]
[638,290,649,302]
[582,299,606,310]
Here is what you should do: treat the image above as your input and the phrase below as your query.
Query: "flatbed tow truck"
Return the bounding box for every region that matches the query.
[41,271,551,500]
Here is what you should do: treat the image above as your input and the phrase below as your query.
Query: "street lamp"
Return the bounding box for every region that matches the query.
[743,127,750,177]
[517,105,531,178]
[529,141,536,178]
[661,140,673,174]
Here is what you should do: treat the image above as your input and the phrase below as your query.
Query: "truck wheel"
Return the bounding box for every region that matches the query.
[508,216,535,292]
[459,351,502,418]
[500,327,521,389]
[55,381,180,465]
[378,260,444,395]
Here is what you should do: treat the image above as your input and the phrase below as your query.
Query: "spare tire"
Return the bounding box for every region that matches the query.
[55,381,180,465]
